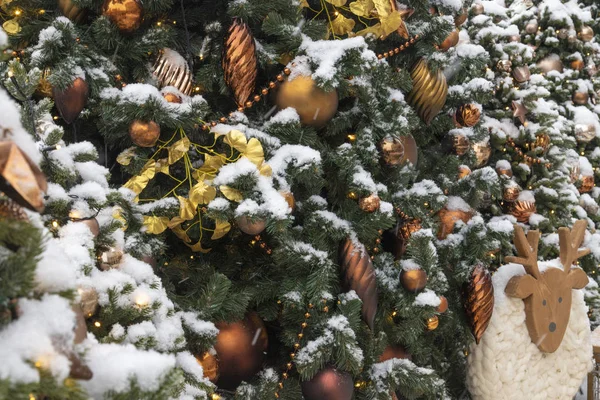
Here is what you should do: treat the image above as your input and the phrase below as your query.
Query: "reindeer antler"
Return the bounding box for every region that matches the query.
[559,219,591,272]
[506,225,542,279]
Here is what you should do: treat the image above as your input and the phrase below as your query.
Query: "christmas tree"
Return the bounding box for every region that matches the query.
[0,0,599,399]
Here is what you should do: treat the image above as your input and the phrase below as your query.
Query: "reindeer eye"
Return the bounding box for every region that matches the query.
[542,300,547,306]
[558,297,563,303]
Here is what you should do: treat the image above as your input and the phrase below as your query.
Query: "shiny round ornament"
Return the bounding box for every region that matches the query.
[472,140,491,167]
[275,76,338,128]
[496,162,512,177]
[129,120,160,147]
[437,296,448,313]
[358,194,380,213]
[537,54,563,73]
[578,26,594,42]
[579,175,594,193]
[400,269,427,292]
[236,215,266,235]
[102,0,143,33]
[380,345,411,362]
[496,59,512,73]
[58,0,87,23]
[438,30,459,51]
[471,4,484,15]
[53,77,89,124]
[426,315,439,330]
[573,91,589,105]
[455,104,481,127]
[458,165,472,179]
[511,199,536,223]
[301,367,354,400]
[568,33,578,44]
[162,92,182,103]
[512,65,530,83]
[195,351,219,383]
[525,20,538,34]
[571,59,585,71]
[503,185,520,202]
[281,191,295,212]
[380,135,418,166]
[574,124,596,143]
[98,247,124,270]
[437,207,472,239]
[557,29,569,39]
[451,133,470,156]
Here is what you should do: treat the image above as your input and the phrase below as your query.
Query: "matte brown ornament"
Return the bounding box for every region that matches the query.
[426,315,439,330]
[0,196,29,221]
[437,296,448,313]
[573,91,589,105]
[380,135,418,166]
[579,175,594,193]
[339,239,378,329]
[275,76,338,128]
[525,20,538,34]
[236,215,266,235]
[438,30,459,51]
[214,312,267,389]
[129,120,160,148]
[102,0,142,33]
[464,264,494,344]
[471,4,484,15]
[162,92,182,103]
[406,58,448,125]
[222,19,257,107]
[437,206,473,240]
[455,104,481,128]
[512,65,530,83]
[301,366,354,400]
[511,199,536,223]
[505,221,590,353]
[359,194,380,213]
[58,0,87,23]
[571,60,585,71]
[400,269,427,292]
[79,286,99,318]
[537,54,563,73]
[153,48,193,96]
[53,77,89,124]
[472,140,491,168]
[574,124,596,143]
[195,351,219,383]
[578,26,594,42]
[0,142,47,212]
[503,185,520,202]
[451,133,470,156]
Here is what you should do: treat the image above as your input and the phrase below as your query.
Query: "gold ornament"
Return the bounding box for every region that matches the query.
[129,120,160,148]
[438,30,459,51]
[574,124,596,143]
[511,100,529,125]
[358,194,380,212]
[406,58,448,125]
[222,19,257,107]
[525,19,538,34]
[571,59,585,70]
[464,264,494,344]
[579,175,594,193]
[537,54,563,73]
[451,133,470,156]
[426,315,439,330]
[400,269,427,292]
[471,4,484,15]
[472,140,491,168]
[573,91,589,105]
[534,133,551,153]
[58,0,87,23]
[458,165,472,179]
[503,185,520,202]
[102,0,143,33]
[214,312,267,389]
[437,296,448,313]
[275,76,338,128]
[78,286,99,317]
[0,196,28,221]
[437,206,472,239]
[496,59,512,73]
[579,26,594,42]
[339,239,378,329]
[152,48,193,95]
[380,135,418,166]
[195,352,219,383]
[2,20,20,35]
[52,77,89,124]
[455,104,481,128]
[496,163,512,177]
[0,142,47,212]
[98,247,123,270]
[512,65,530,83]
[162,92,182,103]
[236,215,266,235]
[511,199,536,223]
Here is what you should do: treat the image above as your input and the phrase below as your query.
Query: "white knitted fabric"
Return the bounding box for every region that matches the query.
[467,262,592,400]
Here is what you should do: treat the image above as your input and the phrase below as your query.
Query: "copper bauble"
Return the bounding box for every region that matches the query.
[471,4,484,15]
[512,65,530,83]
[129,120,160,147]
[400,269,427,292]
[455,104,481,128]
[525,20,538,34]
[454,10,467,26]
[358,194,380,213]
[574,124,596,143]
[437,296,448,313]
[275,76,338,128]
[451,133,470,156]
[380,135,418,166]
[579,175,594,193]
[579,26,594,42]
[102,0,143,33]
[571,59,585,71]
[426,315,439,330]
[301,367,353,400]
[537,54,563,73]
[511,199,536,223]
[437,207,472,239]
[438,30,459,51]
[464,264,494,343]
[74,217,100,238]
[196,351,219,383]
[0,142,47,212]
[236,215,266,235]
[458,165,471,179]
[281,191,295,212]
[215,312,267,389]
[503,186,520,202]
[58,0,87,23]
[153,49,194,95]
[497,59,512,73]
[573,91,589,105]
[223,19,258,107]
[78,286,99,317]
[53,77,89,124]
[472,140,491,168]
[162,92,182,103]
[496,163,512,177]
[380,345,411,362]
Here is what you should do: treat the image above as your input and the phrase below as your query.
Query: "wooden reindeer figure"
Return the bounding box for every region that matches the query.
[505,219,590,353]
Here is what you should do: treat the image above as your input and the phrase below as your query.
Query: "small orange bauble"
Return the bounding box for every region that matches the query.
[281,191,295,212]
[571,60,585,70]
[400,269,428,292]
[426,315,439,330]
[129,120,160,147]
[162,92,182,103]
[438,30,459,51]
[436,296,448,313]
[458,165,471,179]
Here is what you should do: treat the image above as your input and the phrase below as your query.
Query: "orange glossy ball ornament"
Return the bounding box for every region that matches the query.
[102,0,143,33]
[162,92,182,103]
[400,269,427,292]
[129,120,160,147]
[436,296,448,313]
[571,60,585,70]
[275,76,338,128]
[380,135,418,166]
[426,315,439,330]
[438,30,459,51]
[236,215,266,235]
[301,366,353,400]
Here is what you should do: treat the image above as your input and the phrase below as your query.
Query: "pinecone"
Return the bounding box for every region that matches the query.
[0,197,29,221]
[464,264,494,344]
[222,19,257,107]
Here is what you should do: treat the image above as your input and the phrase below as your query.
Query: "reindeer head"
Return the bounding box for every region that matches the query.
[504,220,590,353]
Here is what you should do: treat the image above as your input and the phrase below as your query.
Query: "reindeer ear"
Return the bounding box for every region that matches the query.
[568,268,589,289]
[505,274,537,299]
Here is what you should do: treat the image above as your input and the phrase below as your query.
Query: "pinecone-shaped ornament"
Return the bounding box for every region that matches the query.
[222,19,257,107]
[463,264,494,344]
[0,196,29,221]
